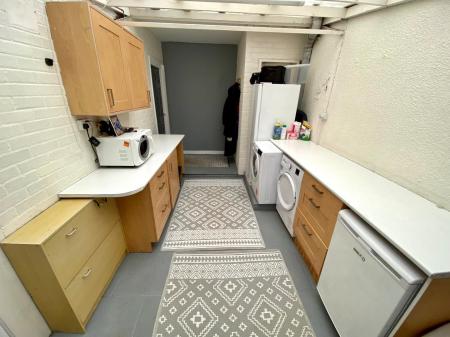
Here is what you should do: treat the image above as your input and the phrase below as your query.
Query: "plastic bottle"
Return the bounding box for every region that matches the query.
[280,125,287,140]
[272,121,282,140]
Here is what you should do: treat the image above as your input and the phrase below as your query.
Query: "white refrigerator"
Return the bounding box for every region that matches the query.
[317,210,425,337]
[251,83,301,141]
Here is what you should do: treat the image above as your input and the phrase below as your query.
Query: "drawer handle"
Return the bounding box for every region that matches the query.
[94,198,107,208]
[302,223,313,237]
[162,204,169,213]
[308,198,320,209]
[312,184,324,195]
[82,268,92,279]
[107,88,115,107]
[157,170,165,178]
[65,227,78,238]
[158,182,166,190]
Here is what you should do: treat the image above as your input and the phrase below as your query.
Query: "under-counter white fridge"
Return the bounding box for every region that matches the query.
[317,210,425,337]
[251,83,301,141]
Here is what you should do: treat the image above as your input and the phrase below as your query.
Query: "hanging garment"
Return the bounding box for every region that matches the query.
[222,82,240,156]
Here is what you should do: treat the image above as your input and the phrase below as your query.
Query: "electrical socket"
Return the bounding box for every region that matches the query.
[76,119,92,132]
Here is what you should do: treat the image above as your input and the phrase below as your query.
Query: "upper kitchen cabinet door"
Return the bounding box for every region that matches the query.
[123,32,150,109]
[90,8,132,114]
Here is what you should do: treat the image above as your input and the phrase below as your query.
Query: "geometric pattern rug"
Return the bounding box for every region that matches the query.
[162,179,265,251]
[152,250,316,337]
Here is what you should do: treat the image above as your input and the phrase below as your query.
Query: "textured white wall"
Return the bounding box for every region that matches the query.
[236,32,307,174]
[302,0,450,210]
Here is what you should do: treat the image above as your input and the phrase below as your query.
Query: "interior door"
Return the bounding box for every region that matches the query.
[151,65,165,134]
[123,32,150,109]
[90,8,131,113]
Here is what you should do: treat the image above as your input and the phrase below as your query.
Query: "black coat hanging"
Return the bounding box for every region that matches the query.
[222,82,240,156]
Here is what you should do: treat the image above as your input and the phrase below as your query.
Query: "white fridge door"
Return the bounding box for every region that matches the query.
[317,215,422,337]
[253,83,301,141]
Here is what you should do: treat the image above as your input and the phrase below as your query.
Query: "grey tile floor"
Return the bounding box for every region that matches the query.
[52,177,338,337]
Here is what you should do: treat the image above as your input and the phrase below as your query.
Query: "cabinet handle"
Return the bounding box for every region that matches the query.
[302,223,313,237]
[157,170,164,178]
[65,227,78,238]
[162,204,169,213]
[107,88,115,107]
[82,268,92,279]
[94,198,107,208]
[312,184,324,195]
[147,90,151,103]
[308,198,320,209]
[158,182,166,190]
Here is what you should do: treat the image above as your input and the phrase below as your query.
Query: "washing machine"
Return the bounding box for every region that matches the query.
[276,155,304,236]
[248,141,282,204]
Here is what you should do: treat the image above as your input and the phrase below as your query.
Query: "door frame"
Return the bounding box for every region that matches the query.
[147,56,171,133]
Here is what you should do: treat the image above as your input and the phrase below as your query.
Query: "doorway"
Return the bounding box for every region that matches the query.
[151,64,166,134]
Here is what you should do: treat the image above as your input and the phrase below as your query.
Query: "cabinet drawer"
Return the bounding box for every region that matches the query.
[167,150,180,207]
[66,222,126,323]
[299,173,343,246]
[149,163,169,207]
[294,211,328,279]
[154,191,171,241]
[44,199,119,288]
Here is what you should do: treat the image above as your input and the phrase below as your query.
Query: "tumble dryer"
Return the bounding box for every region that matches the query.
[248,141,282,204]
[276,155,304,236]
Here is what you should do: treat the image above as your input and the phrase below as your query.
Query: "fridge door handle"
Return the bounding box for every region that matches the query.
[368,249,403,282]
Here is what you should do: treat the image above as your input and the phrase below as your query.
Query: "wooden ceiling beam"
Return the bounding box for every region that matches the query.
[119,20,344,34]
[108,0,347,18]
[128,8,313,27]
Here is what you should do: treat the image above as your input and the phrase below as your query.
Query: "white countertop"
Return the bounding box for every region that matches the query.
[59,134,184,198]
[272,140,450,277]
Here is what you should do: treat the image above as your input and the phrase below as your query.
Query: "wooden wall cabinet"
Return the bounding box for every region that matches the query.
[46,2,150,117]
[294,172,345,282]
[1,199,126,333]
[117,148,181,252]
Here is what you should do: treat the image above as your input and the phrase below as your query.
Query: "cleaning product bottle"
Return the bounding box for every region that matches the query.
[272,121,282,140]
[280,125,287,140]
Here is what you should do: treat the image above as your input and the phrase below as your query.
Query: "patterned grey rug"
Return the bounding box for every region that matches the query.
[153,250,316,337]
[185,154,229,168]
[162,179,265,251]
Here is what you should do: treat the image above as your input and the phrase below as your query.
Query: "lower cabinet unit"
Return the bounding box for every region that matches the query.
[117,148,181,252]
[0,199,126,333]
[294,172,346,282]
[167,149,181,207]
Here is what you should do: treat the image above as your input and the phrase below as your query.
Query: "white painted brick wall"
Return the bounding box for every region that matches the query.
[236,33,308,174]
[0,1,101,336]
[0,1,97,238]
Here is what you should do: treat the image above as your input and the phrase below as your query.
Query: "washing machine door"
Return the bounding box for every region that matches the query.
[250,148,260,180]
[277,172,296,211]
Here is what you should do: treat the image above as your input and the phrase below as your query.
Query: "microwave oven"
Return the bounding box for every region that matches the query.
[96,129,154,167]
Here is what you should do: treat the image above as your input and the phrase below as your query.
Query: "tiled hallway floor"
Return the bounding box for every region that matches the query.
[52,180,338,337]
